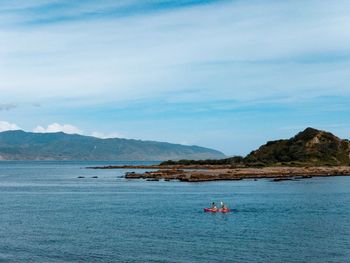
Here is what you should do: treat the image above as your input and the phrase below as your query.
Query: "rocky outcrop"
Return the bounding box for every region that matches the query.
[125,166,350,182]
[244,127,350,166]
[157,128,350,167]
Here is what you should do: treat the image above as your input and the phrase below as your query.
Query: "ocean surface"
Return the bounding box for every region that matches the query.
[0,161,349,263]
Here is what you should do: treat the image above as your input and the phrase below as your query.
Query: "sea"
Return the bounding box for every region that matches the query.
[0,161,349,263]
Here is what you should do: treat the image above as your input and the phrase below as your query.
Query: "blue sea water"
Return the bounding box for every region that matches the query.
[0,161,349,263]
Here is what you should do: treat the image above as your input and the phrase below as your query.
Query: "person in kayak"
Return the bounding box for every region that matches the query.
[211,202,217,211]
[221,201,228,210]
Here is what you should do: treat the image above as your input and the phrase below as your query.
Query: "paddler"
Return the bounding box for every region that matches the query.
[221,201,228,210]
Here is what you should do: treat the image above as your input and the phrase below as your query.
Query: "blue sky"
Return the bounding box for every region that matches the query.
[1,0,350,155]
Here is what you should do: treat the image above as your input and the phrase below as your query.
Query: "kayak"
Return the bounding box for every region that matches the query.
[204,208,230,213]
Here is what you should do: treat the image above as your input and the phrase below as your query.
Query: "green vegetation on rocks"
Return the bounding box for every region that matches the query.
[161,128,350,167]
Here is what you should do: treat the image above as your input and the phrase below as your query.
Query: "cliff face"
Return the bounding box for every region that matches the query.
[245,128,350,166]
[0,130,225,161]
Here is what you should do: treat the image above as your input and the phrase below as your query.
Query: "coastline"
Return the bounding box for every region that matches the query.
[88,165,350,182]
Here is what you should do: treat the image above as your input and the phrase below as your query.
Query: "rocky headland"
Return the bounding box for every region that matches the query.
[89,128,350,182]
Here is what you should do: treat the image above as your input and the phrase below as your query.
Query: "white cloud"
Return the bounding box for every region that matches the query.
[91,131,123,139]
[32,123,122,138]
[0,121,21,132]
[33,123,83,134]
[1,0,350,105]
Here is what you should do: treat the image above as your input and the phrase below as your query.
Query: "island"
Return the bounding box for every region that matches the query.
[89,128,350,182]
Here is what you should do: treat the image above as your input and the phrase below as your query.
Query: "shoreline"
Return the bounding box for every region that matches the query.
[87,164,234,170]
[88,165,350,182]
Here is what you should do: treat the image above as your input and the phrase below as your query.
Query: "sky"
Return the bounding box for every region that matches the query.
[1,0,350,156]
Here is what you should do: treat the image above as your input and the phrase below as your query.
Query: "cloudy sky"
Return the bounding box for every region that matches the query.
[0,0,350,155]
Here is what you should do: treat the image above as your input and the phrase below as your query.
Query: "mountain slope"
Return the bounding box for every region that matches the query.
[244,127,350,166]
[0,130,225,161]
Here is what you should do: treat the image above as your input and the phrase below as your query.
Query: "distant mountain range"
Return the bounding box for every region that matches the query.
[161,127,350,167]
[0,130,225,161]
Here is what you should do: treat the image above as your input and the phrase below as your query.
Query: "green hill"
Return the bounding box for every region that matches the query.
[0,130,225,161]
[244,127,350,166]
[161,128,350,167]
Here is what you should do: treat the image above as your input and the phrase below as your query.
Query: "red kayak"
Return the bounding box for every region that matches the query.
[204,208,230,213]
